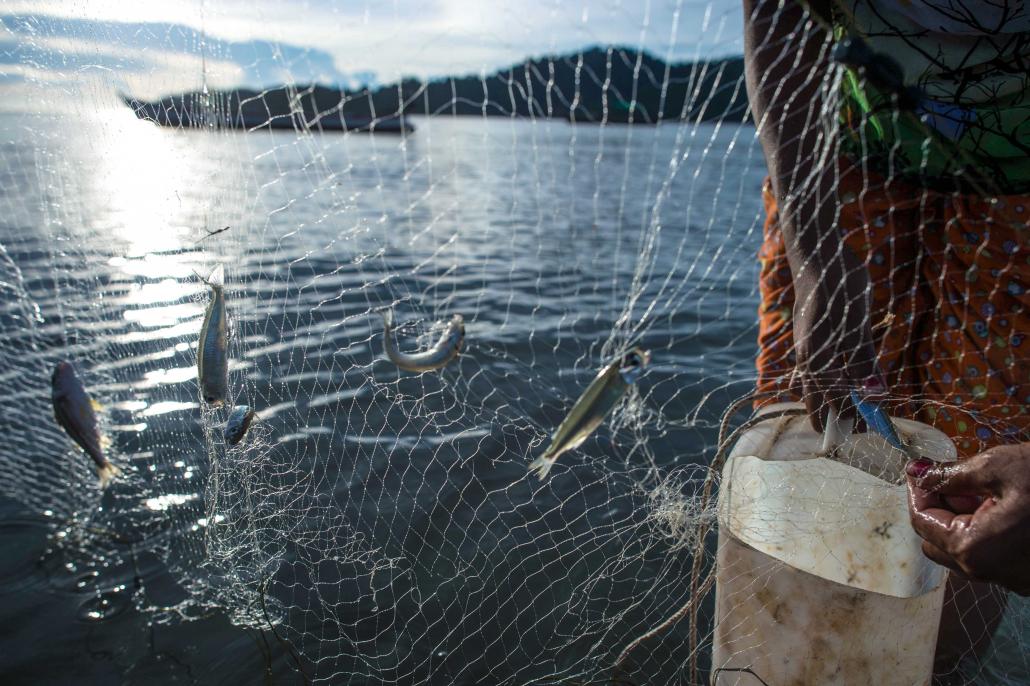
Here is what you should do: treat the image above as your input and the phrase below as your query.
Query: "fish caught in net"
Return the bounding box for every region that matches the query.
[0,1,1028,684]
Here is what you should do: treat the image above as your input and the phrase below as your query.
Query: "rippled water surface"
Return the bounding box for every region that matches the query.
[0,111,769,684]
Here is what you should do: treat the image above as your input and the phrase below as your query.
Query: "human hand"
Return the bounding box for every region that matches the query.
[906,445,1030,596]
[790,241,880,431]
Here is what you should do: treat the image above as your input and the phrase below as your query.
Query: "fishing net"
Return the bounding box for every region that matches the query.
[0,1,1027,684]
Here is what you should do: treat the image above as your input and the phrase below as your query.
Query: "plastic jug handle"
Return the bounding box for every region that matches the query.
[821,406,855,454]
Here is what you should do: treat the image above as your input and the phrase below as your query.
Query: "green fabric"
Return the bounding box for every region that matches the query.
[834,8,1030,194]
[839,73,1030,194]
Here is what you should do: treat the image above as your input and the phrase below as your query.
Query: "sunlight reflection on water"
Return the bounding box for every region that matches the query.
[1,111,771,684]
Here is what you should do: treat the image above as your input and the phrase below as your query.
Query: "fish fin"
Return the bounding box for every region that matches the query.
[528,455,555,480]
[90,397,103,412]
[100,434,113,450]
[96,461,121,489]
[206,264,224,287]
[195,264,224,289]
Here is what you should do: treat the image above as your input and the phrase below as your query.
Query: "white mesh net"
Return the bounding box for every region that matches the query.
[1,1,1028,685]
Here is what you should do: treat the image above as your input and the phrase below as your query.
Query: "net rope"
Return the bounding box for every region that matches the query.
[0,1,1027,684]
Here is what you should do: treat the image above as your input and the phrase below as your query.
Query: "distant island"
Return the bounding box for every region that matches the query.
[125,46,749,132]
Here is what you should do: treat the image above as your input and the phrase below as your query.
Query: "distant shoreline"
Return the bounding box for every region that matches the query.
[123,95,415,134]
[123,46,749,132]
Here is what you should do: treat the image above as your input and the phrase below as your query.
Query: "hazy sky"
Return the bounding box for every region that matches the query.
[0,1,744,104]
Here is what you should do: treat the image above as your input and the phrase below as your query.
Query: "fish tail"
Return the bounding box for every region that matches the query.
[206,264,224,287]
[96,461,121,489]
[528,455,555,480]
[195,264,224,290]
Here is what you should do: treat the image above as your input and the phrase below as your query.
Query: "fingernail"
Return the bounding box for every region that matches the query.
[906,458,934,478]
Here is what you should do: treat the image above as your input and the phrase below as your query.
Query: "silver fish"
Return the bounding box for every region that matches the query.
[529,347,650,480]
[197,265,229,407]
[380,309,464,373]
[51,361,120,488]
[223,405,256,445]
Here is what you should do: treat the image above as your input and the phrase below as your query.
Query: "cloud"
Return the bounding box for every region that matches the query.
[0,13,372,97]
[0,1,744,111]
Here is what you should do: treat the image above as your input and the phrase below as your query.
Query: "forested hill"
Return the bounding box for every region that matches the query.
[132,46,750,125]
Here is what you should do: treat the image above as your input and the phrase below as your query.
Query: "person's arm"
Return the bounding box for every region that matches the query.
[744,0,880,425]
[907,447,1030,595]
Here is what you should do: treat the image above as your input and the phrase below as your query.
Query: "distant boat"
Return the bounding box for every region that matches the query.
[122,94,414,134]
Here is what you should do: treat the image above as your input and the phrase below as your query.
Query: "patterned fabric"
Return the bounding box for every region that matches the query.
[836,1,1030,193]
[755,162,1030,456]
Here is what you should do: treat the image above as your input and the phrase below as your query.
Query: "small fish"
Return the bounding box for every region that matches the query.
[850,390,907,452]
[197,265,229,407]
[195,226,230,244]
[529,348,650,480]
[223,405,256,445]
[51,361,120,488]
[380,309,464,373]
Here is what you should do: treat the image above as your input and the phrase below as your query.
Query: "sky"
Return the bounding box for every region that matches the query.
[0,0,744,107]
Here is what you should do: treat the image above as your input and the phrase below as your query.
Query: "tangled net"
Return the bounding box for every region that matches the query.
[0,1,1027,684]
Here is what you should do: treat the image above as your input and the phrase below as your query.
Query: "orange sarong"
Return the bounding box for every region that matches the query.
[755,165,1030,457]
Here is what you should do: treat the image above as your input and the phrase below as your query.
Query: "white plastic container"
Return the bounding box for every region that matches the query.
[711,402,956,685]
